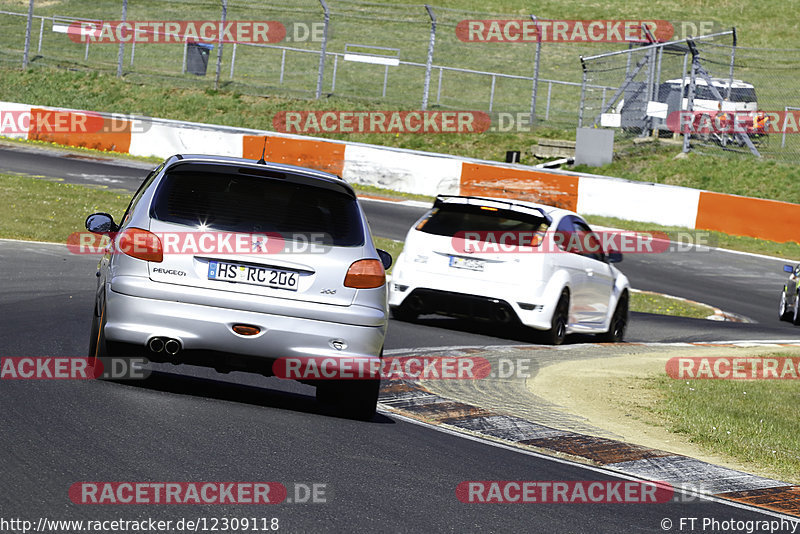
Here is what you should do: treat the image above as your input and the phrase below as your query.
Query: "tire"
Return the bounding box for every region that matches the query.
[315,383,337,404]
[390,305,418,322]
[339,379,380,421]
[317,379,379,421]
[87,301,105,376]
[792,293,800,326]
[779,291,793,322]
[87,298,120,379]
[599,291,629,343]
[543,290,569,346]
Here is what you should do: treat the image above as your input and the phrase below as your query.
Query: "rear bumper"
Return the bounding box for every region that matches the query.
[389,272,556,330]
[104,283,387,367]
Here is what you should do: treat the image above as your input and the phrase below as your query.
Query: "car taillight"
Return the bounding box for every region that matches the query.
[344,259,385,289]
[116,228,163,262]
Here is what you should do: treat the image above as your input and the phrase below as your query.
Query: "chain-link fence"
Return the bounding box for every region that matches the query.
[3,0,800,158]
[580,29,800,161]
[0,0,633,130]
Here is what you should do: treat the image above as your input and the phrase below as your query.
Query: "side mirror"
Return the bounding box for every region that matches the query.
[377,249,393,270]
[85,213,118,234]
[607,251,623,264]
[784,264,794,273]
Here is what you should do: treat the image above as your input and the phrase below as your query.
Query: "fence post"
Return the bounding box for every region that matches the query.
[37,16,44,54]
[436,66,443,104]
[727,27,737,100]
[683,42,698,154]
[22,0,34,68]
[421,5,436,110]
[678,51,689,140]
[230,42,237,79]
[529,14,541,123]
[280,49,286,84]
[214,0,227,90]
[117,0,128,77]
[489,74,496,111]
[182,38,188,74]
[315,0,330,99]
[331,54,338,91]
[578,58,587,127]
[781,106,795,149]
[545,81,552,120]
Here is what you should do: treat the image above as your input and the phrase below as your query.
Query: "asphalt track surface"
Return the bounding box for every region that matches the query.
[1,143,798,532]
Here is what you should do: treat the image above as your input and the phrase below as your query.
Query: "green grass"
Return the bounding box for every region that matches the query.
[4,65,800,207]
[631,290,714,319]
[372,237,404,274]
[644,372,800,483]
[0,172,405,266]
[573,142,800,205]
[351,184,435,203]
[585,214,800,259]
[0,174,129,242]
[0,67,550,164]
[0,172,748,318]
[0,0,796,167]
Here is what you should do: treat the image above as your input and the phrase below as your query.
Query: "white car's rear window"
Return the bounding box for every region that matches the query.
[418,204,549,239]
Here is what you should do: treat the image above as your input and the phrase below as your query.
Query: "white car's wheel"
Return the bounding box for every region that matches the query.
[599,291,628,343]
[543,290,569,346]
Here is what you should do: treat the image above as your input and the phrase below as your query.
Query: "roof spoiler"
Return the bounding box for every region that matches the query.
[433,195,552,224]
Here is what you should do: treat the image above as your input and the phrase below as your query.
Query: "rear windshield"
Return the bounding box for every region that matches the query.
[151,171,364,246]
[418,204,549,238]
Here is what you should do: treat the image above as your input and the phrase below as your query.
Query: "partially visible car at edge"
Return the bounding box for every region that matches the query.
[779,263,800,325]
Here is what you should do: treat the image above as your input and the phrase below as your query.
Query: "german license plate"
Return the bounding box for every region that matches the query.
[449,256,485,272]
[208,261,298,291]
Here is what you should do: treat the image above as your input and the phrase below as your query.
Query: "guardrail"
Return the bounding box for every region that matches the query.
[4,98,799,244]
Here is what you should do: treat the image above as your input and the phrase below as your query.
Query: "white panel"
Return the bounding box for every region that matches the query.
[599,113,621,128]
[0,102,32,139]
[128,121,244,158]
[342,144,461,196]
[576,176,700,228]
[646,101,668,119]
[343,54,400,66]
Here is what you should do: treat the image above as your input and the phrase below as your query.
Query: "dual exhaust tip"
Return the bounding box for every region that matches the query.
[148,337,181,356]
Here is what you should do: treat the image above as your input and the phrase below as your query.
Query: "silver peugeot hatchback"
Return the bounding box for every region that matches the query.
[86,154,391,419]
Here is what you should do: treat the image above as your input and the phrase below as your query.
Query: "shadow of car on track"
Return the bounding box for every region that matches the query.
[396,315,609,346]
[96,369,396,424]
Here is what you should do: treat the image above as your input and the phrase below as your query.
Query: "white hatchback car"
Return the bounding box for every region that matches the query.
[388,196,631,344]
